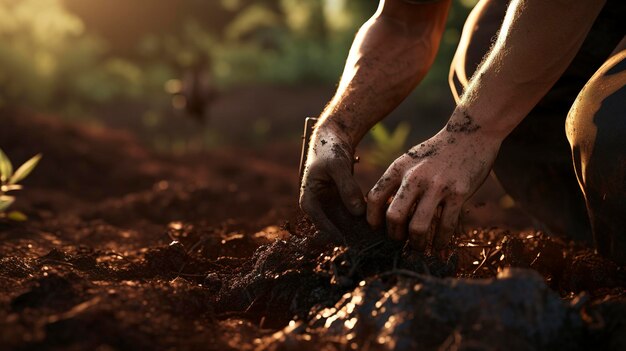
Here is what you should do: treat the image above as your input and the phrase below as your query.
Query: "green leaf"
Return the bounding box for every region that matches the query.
[368,122,412,168]
[0,195,15,212]
[1,184,23,193]
[389,122,410,150]
[0,148,13,183]
[370,123,391,145]
[9,154,42,185]
[7,210,27,222]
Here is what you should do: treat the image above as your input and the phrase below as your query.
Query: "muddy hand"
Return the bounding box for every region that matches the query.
[366,126,500,251]
[299,121,366,236]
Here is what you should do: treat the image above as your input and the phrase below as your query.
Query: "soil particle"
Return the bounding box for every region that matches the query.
[561,251,623,293]
[11,273,82,312]
[0,256,36,278]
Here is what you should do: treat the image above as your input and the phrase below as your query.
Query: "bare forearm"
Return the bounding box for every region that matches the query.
[452,0,605,140]
[319,0,450,147]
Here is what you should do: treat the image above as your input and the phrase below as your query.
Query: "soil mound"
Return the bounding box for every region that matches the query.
[0,112,625,350]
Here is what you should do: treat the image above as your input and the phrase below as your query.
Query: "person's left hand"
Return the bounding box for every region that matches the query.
[366,127,501,251]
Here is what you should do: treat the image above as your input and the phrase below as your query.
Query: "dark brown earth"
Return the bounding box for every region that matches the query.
[1,109,625,351]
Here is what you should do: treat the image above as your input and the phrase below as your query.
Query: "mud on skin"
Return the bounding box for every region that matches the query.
[445,109,482,134]
[406,141,440,160]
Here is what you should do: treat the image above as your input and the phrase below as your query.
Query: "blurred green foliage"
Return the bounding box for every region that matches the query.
[0,0,478,153]
[0,0,153,112]
[369,122,411,167]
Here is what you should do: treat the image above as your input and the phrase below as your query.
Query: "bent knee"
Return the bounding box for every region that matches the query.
[566,50,626,181]
[565,50,626,262]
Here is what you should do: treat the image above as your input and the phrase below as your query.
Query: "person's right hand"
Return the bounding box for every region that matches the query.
[299,121,366,235]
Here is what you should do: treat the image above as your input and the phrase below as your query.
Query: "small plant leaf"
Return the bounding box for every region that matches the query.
[0,148,13,182]
[7,210,27,222]
[9,154,42,185]
[368,122,412,168]
[370,123,391,145]
[389,122,411,150]
[1,184,23,193]
[0,195,15,212]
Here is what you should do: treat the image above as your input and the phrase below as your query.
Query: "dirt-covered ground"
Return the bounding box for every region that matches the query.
[1,109,625,351]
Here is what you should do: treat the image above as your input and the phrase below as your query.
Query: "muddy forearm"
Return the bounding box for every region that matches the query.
[318,0,450,148]
[451,0,605,141]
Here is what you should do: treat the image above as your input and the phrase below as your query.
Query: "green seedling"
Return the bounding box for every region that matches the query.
[369,122,411,168]
[0,148,41,221]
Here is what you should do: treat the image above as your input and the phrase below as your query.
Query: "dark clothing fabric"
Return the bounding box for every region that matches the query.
[450,0,626,261]
[495,0,625,242]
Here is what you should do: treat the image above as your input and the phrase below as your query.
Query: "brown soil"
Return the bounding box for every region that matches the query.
[1,109,625,351]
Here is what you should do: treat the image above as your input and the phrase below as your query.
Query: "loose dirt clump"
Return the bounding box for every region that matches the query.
[262,269,583,351]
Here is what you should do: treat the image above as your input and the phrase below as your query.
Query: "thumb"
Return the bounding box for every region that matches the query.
[329,164,366,216]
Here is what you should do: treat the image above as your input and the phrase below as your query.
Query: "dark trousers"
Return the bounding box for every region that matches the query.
[450,0,626,263]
